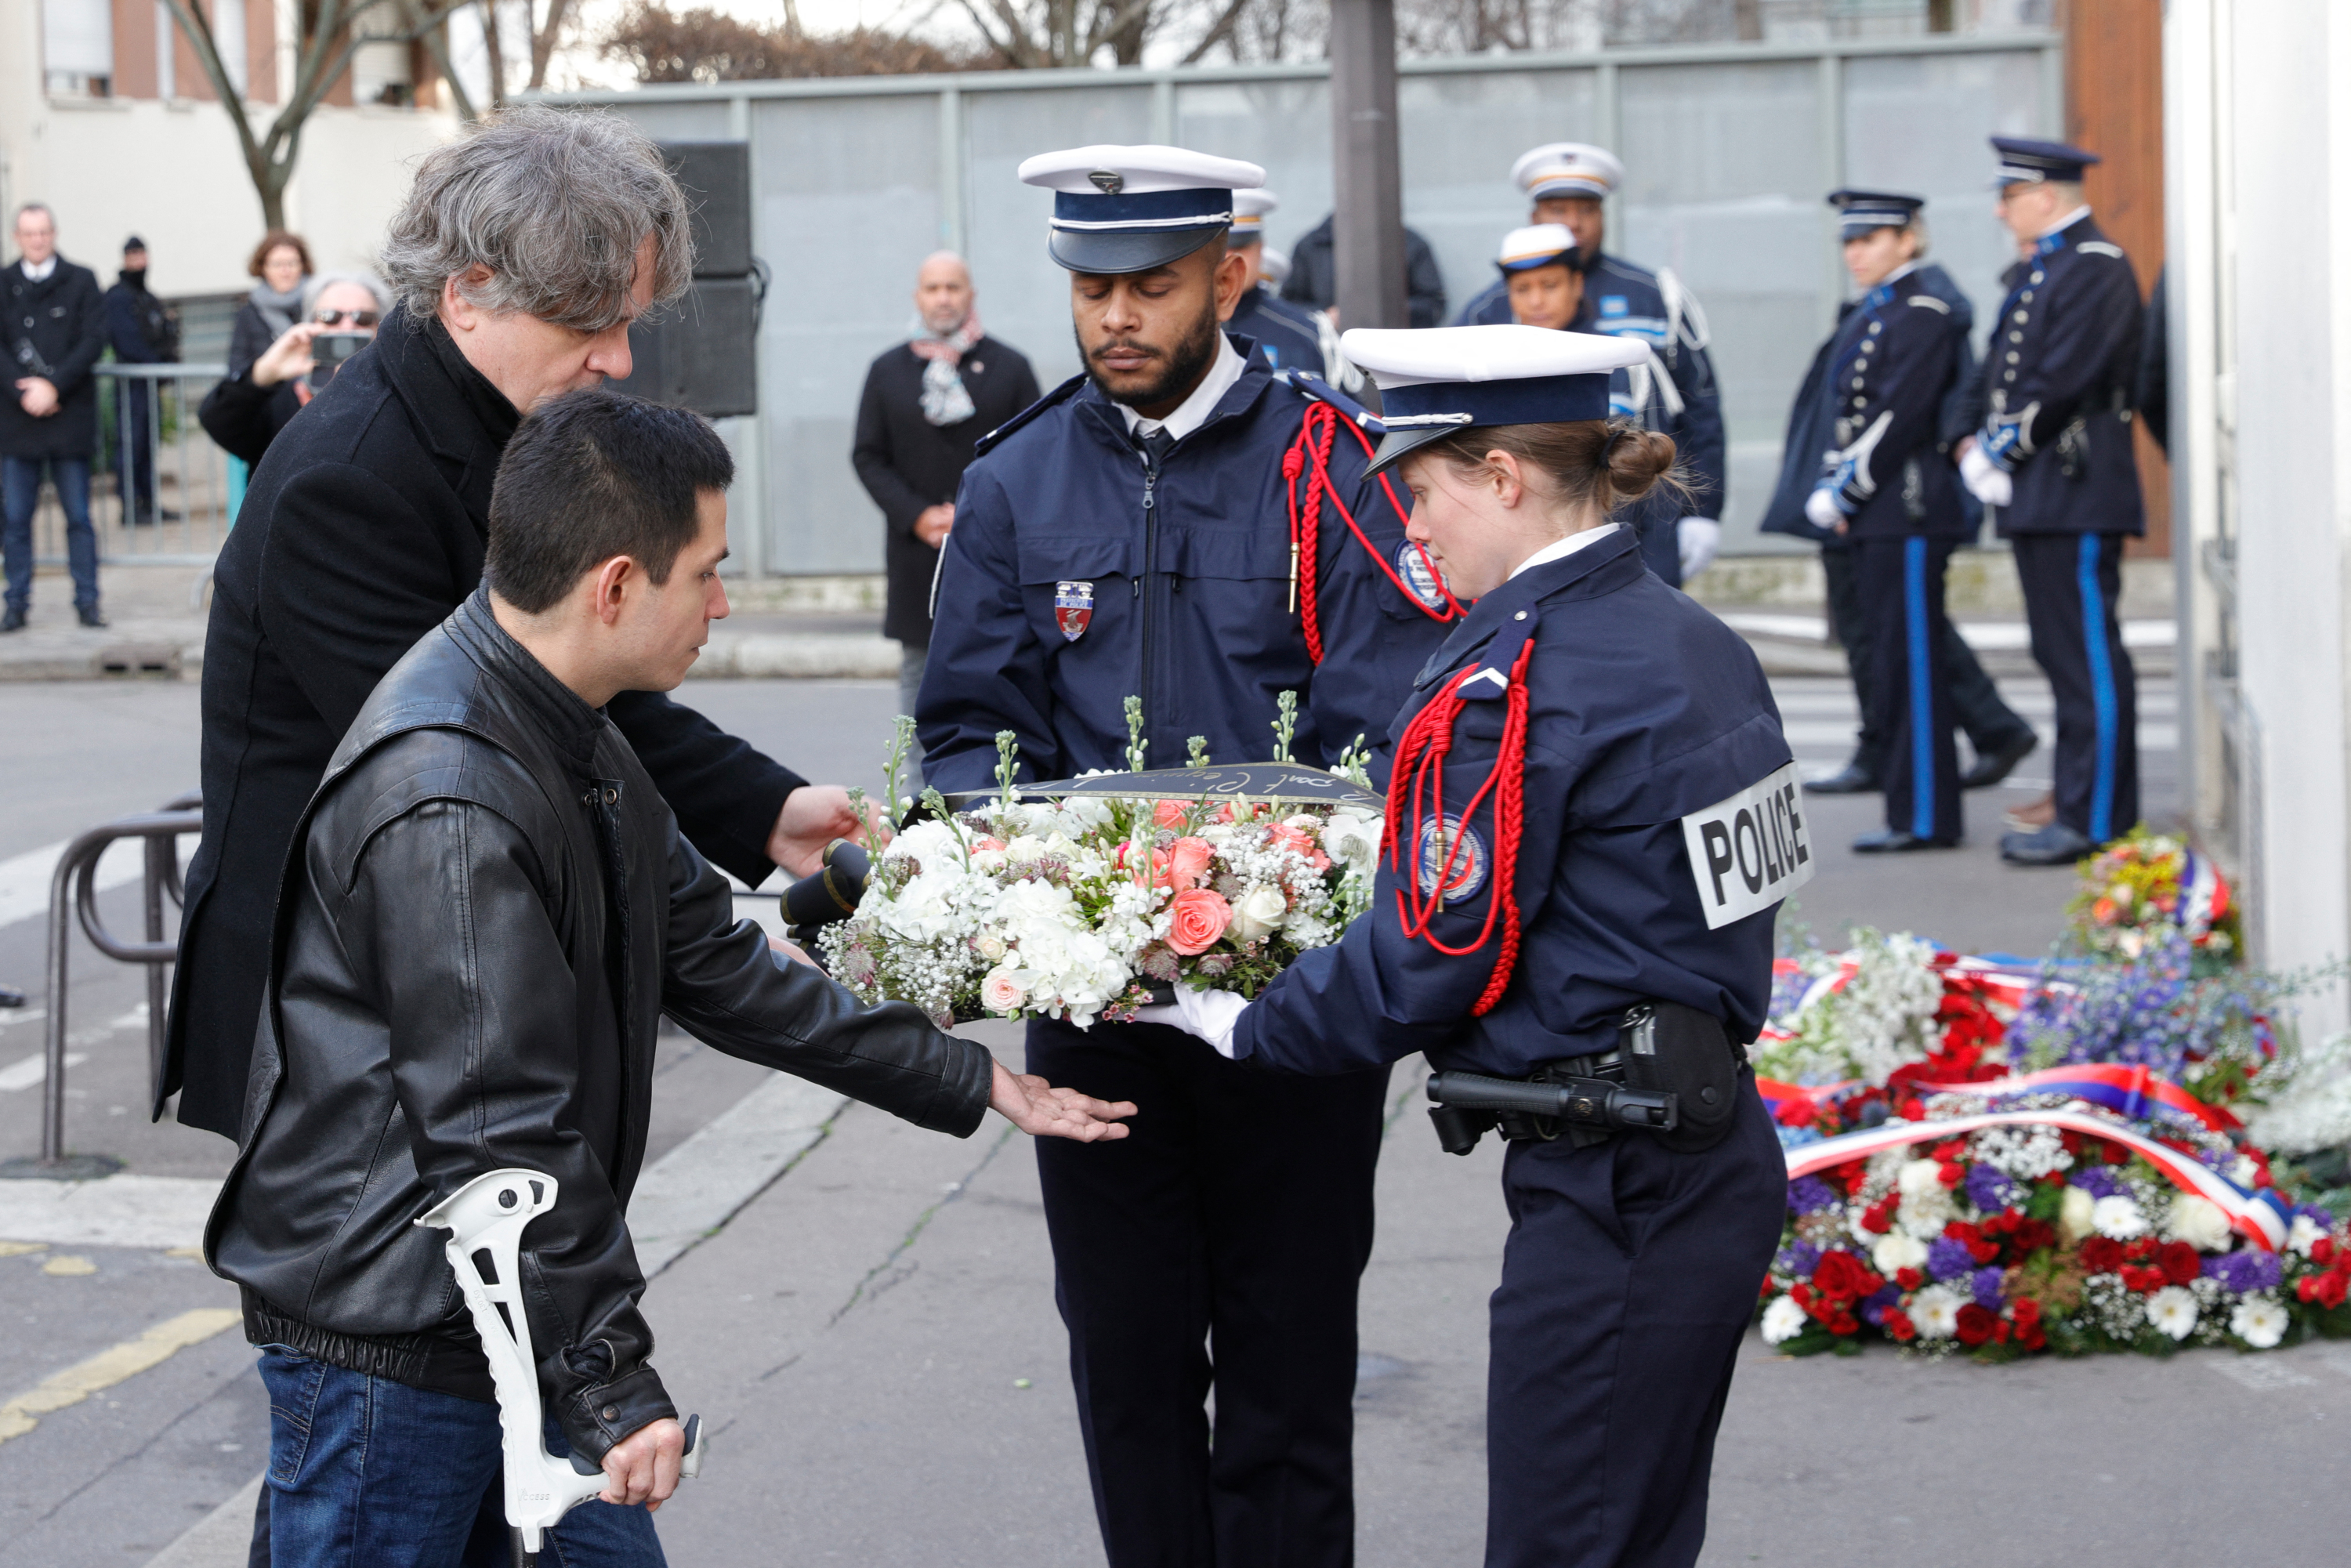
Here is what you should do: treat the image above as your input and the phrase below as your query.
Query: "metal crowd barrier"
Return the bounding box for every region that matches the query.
[4,792,201,1179]
[27,365,234,570]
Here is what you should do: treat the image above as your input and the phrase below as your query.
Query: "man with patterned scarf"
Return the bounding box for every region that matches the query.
[853,251,1041,766]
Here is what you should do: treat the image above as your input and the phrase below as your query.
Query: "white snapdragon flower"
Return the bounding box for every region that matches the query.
[1229,883,1291,943]
[2165,1195,2234,1253]
[2147,1284,2199,1341]
[2092,1194,2149,1240]
[1871,1231,1928,1277]
[1760,1295,1809,1345]
[1896,1159,1954,1239]
[2230,1294,2289,1349]
[1909,1285,1962,1340]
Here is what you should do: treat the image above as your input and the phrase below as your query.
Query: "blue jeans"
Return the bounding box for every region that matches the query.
[1,455,99,613]
[255,1348,666,1568]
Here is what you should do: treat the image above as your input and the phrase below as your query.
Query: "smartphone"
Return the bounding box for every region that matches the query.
[308,331,369,392]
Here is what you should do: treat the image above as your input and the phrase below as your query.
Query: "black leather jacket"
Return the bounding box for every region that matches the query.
[207,592,995,1461]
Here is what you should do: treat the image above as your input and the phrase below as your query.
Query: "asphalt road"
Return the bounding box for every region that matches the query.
[5,666,2306,1568]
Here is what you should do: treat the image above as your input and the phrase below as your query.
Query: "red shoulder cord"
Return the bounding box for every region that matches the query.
[1382,637,1536,1016]
[1282,400,1465,663]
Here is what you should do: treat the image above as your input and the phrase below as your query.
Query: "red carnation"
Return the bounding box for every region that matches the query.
[2125,1237,2157,1262]
[2081,1237,2125,1273]
[2014,1219,2056,1253]
[1896,1267,1924,1291]
[2313,1237,2337,1266]
[1896,1095,1926,1121]
[2317,1271,2350,1310]
[2121,1265,2166,1293]
[2018,1323,2047,1351]
[1884,1309,1918,1342]
[2158,1240,2202,1286]
[1954,1304,1998,1346]
[2011,1297,2042,1327]
[1860,1197,1897,1235]
[1828,1310,1859,1336]
[1774,1096,1818,1128]
[1813,1250,1869,1302]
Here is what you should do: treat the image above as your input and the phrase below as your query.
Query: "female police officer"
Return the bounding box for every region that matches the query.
[1147,324,1802,1568]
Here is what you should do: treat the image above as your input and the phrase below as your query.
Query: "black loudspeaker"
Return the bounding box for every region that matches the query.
[614,276,758,418]
[665,141,752,278]
[610,140,759,417]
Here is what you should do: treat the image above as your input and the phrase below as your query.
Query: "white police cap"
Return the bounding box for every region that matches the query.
[1018,145,1266,274]
[1494,224,1580,275]
[1340,324,1646,473]
[1510,143,1624,202]
[1230,187,1279,243]
[1259,246,1292,287]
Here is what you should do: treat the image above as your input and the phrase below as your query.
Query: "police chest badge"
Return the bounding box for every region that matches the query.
[1054,580,1094,641]
[1415,814,1488,905]
[1395,541,1449,612]
[1679,762,1814,930]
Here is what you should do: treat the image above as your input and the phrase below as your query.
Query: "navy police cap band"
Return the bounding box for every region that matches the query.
[1991,136,2100,186]
[1047,187,1233,273]
[1366,375,1614,474]
[1828,188,1923,237]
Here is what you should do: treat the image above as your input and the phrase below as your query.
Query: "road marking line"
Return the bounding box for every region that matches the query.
[0,1050,89,1092]
[0,1307,241,1444]
[0,838,150,932]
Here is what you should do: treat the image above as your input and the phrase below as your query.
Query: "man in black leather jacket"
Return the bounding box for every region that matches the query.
[208,389,1132,1566]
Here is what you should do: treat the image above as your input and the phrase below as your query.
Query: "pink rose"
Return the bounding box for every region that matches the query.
[975,836,1007,852]
[1166,888,1232,955]
[1167,837,1215,889]
[1154,798,1192,829]
[981,967,1027,1013]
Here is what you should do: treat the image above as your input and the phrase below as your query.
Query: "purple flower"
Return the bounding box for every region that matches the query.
[1927,1236,1976,1282]
[1972,1266,2005,1310]
[2298,1202,2338,1230]
[1786,1176,1841,1215]
[1965,1164,2018,1215]
[2203,1251,2282,1295]
[2070,1167,2127,1200]
[1777,1240,1821,1277]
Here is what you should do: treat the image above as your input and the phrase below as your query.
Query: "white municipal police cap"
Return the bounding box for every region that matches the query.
[1494,224,1580,275]
[1259,246,1292,287]
[1510,143,1624,202]
[1828,188,1925,239]
[1230,188,1279,243]
[1340,324,1646,475]
[1018,145,1267,274]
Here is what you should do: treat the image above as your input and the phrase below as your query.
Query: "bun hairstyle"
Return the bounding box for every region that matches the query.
[1420,418,1686,517]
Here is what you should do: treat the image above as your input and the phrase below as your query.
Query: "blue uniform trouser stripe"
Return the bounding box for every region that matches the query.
[2078,533,2120,843]
[1905,536,1936,840]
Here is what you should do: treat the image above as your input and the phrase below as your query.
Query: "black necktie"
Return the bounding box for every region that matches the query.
[1139,427,1174,469]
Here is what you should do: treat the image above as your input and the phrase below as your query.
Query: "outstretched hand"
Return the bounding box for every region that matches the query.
[768,784,880,878]
[990,1059,1136,1141]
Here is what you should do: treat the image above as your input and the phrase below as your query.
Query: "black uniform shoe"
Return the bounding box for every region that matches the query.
[77,607,107,628]
[1804,762,1880,795]
[1999,822,2096,867]
[1,607,24,632]
[1962,730,2039,790]
[1853,827,1959,853]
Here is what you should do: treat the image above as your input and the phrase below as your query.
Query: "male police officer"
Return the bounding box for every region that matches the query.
[1956,138,2144,866]
[1224,186,1332,378]
[1456,143,1725,586]
[918,145,1457,1568]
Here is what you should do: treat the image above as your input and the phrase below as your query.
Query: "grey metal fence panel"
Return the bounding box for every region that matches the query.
[31,364,235,569]
[569,34,2058,577]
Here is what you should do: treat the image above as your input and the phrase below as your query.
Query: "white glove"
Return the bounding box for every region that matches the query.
[1959,443,2012,507]
[1803,486,1846,531]
[1134,985,1252,1059]
[1675,517,1721,580]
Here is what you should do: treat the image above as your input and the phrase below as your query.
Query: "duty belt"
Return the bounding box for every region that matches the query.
[1425,1044,1678,1156]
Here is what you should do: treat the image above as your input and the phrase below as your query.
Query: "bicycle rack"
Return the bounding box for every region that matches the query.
[0,791,201,1180]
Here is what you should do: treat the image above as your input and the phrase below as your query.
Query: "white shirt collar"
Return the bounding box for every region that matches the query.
[1882,259,1919,286]
[2041,204,2092,239]
[20,256,56,282]
[1118,332,1247,444]
[1507,521,1620,581]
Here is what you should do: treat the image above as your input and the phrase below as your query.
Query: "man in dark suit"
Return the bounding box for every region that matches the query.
[1279,212,1448,328]
[161,105,872,1150]
[1,202,107,629]
[851,249,1039,769]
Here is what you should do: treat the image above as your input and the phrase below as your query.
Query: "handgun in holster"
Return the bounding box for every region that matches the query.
[1425,1001,1747,1157]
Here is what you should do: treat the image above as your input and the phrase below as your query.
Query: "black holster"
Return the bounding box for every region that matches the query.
[1426,1000,1746,1156]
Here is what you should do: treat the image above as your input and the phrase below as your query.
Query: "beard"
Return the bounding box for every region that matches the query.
[1077,296,1223,411]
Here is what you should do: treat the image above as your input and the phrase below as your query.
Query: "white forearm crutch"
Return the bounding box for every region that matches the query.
[419,1169,706,1563]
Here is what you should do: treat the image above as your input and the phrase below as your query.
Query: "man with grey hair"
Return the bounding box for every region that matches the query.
[170,107,878,1560]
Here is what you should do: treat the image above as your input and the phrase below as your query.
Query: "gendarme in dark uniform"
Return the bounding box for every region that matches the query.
[1158,324,1795,1568]
[917,146,1458,1568]
[1958,138,2145,865]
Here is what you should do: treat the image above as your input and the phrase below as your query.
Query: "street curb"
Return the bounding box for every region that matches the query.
[0,632,901,683]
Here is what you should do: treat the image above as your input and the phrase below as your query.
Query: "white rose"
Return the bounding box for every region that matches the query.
[2056,1185,2096,1244]
[980,965,1028,1014]
[2092,1194,2149,1240]
[1759,1294,1809,1346]
[2230,1294,2289,1349]
[2147,1284,2199,1342]
[1319,809,1383,872]
[2288,1214,2327,1258]
[1896,1158,1954,1238]
[1896,1158,1945,1200]
[1909,1284,1962,1340]
[1227,883,1291,944]
[1871,1231,1928,1277]
[2165,1195,2233,1253]
[975,932,1009,962]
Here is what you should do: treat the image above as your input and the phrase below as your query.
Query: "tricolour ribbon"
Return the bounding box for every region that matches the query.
[1759,1063,2239,1134]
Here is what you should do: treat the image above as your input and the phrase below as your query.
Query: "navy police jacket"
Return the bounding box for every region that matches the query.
[1233,528,1796,1079]
[1760,263,1976,545]
[918,337,1455,790]
[1975,213,2145,538]
[1461,253,1725,583]
[1228,287,1328,378]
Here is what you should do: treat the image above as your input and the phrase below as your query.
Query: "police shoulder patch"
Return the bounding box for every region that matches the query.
[1395,539,1449,610]
[1415,814,1489,905]
[1679,761,1815,929]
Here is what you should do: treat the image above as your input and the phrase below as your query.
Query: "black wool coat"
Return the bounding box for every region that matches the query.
[0,258,107,459]
[850,336,1040,645]
[162,305,808,1138]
